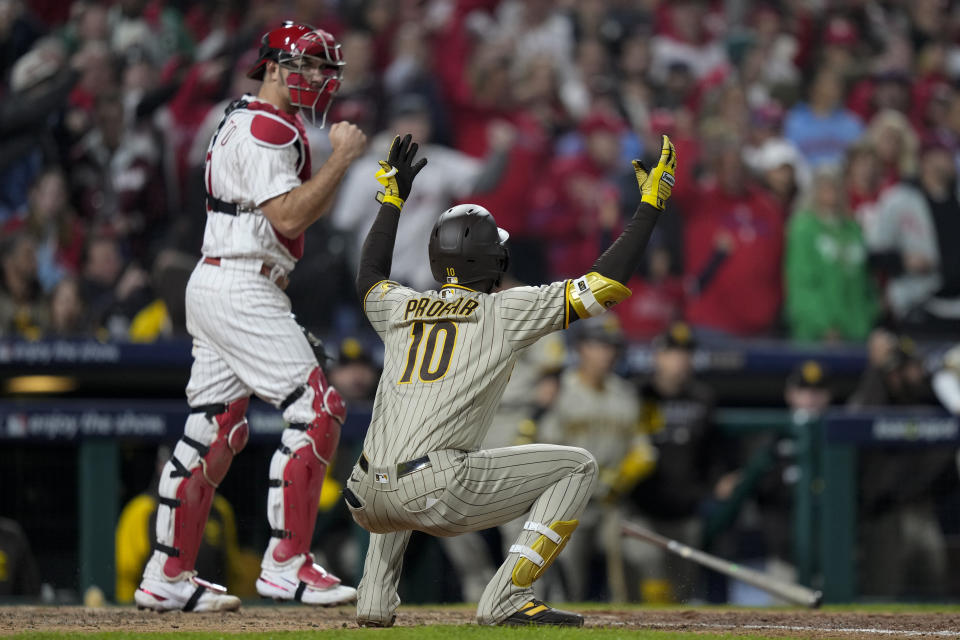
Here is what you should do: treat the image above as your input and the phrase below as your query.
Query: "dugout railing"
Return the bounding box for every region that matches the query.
[2,399,955,603]
[2,337,955,603]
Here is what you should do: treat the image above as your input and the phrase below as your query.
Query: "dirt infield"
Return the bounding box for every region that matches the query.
[2,605,959,638]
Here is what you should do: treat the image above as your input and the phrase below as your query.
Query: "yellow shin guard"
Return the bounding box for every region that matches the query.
[510,520,579,588]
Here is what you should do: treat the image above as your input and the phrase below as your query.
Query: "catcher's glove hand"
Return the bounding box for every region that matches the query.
[297,321,332,372]
[632,135,677,211]
[375,133,428,211]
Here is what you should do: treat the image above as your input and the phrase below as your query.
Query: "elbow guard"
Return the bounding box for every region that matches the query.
[566,272,632,319]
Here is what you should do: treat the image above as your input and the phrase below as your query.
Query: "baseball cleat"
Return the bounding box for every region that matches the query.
[357,615,396,628]
[135,574,240,612]
[501,599,584,627]
[256,554,357,606]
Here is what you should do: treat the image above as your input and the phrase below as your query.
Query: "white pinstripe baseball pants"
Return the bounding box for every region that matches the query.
[158,258,329,576]
[345,444,597,625]
[184,258,315,406]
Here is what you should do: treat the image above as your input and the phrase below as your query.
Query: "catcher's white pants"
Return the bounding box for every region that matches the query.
[146,258,329,583]
[184,258,315,407]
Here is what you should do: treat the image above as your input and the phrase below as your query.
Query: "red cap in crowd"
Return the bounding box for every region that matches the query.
[579,110,628,137]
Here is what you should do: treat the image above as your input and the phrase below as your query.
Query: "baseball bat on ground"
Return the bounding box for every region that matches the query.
[622,520,822,608]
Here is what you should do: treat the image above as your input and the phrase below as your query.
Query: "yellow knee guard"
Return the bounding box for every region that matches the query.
[510,520,579,588]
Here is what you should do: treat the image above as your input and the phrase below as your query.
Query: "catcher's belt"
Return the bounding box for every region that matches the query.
[202,256,289,290]
[359,452,431,479]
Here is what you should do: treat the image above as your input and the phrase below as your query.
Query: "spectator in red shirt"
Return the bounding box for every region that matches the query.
[847,70,913,124]
[530,109,626,278]
[70,90,166,262]
[909,42,951,134]
[679,141,785,336]
[445,40,514,158]
[470,55,558,284]
[68,40,116,127]
[615,245,685,341]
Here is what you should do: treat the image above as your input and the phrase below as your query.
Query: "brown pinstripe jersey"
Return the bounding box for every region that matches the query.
[361,279,571,464]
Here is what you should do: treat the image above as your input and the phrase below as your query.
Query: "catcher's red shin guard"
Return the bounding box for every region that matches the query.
[157,398,249,578]
[268,367,346,563]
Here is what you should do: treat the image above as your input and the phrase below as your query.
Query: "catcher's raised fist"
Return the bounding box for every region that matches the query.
[329,121,367,163]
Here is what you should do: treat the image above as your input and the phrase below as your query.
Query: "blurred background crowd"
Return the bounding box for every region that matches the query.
[3,0,960,607]
[3,0,960,343]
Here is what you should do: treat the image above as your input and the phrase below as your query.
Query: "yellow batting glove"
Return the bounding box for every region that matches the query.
[632,134,677,211]
[375,159,405,211]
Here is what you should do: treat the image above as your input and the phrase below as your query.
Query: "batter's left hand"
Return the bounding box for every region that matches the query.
[375,133,428,210]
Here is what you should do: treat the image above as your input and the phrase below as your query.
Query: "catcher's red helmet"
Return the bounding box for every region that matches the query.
[247,21,344,128]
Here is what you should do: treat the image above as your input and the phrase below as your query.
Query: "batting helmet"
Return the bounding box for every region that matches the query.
[247,21,344,128]
[428,204,510,290]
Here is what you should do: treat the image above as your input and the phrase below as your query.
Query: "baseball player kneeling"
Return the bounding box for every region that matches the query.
[344,133,677,626]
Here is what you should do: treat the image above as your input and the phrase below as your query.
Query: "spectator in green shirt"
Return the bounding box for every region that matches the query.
[785,165,877,342]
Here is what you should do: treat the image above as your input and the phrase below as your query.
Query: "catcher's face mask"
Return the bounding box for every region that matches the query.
[278,30,344,128]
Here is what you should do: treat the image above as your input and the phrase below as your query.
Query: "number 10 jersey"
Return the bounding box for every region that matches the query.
[360,279,571,464]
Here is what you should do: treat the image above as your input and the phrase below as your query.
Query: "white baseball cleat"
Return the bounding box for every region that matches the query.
[135,573,241,612]
[256,554,357,606]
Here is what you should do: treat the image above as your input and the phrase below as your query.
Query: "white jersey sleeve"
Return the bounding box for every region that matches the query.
[234,132,302,207]
[493,280,571,351]
[201,97,311,270]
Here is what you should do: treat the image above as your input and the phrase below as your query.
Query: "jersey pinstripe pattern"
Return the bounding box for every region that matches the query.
[139,90,357,608]
[349,279,599,626]
[361,280,568,464]
[184,258,316,406]
[202,95,307,272]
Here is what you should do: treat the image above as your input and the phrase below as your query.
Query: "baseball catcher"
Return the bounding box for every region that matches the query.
[134,22,366,612]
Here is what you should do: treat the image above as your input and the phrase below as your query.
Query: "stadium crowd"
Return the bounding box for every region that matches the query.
[2,0,960,606]
[1,0,960,344]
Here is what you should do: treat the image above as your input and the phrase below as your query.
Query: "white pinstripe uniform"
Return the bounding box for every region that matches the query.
[438,333,567,602]
[345,280,598,625]
[141,95,350,599]
[187,94,313,407]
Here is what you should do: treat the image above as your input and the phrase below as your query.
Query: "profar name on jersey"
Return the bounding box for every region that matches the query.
[403,296,480,321]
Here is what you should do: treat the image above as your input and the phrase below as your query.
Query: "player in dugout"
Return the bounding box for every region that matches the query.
[342,132,677,627]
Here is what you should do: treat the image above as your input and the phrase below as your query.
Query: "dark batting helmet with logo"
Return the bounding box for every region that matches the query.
[428,204,510,289]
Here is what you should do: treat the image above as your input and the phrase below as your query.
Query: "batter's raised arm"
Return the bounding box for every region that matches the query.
[356,134,428,300]
[565,135,677,323]
[261,121,367,238]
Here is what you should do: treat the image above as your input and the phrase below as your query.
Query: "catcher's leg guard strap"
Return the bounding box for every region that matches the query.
[510,519,578,588]
[267,440,326,563]
[280,367,345,464]
[157,397,249,578]
[267,368,345,565]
